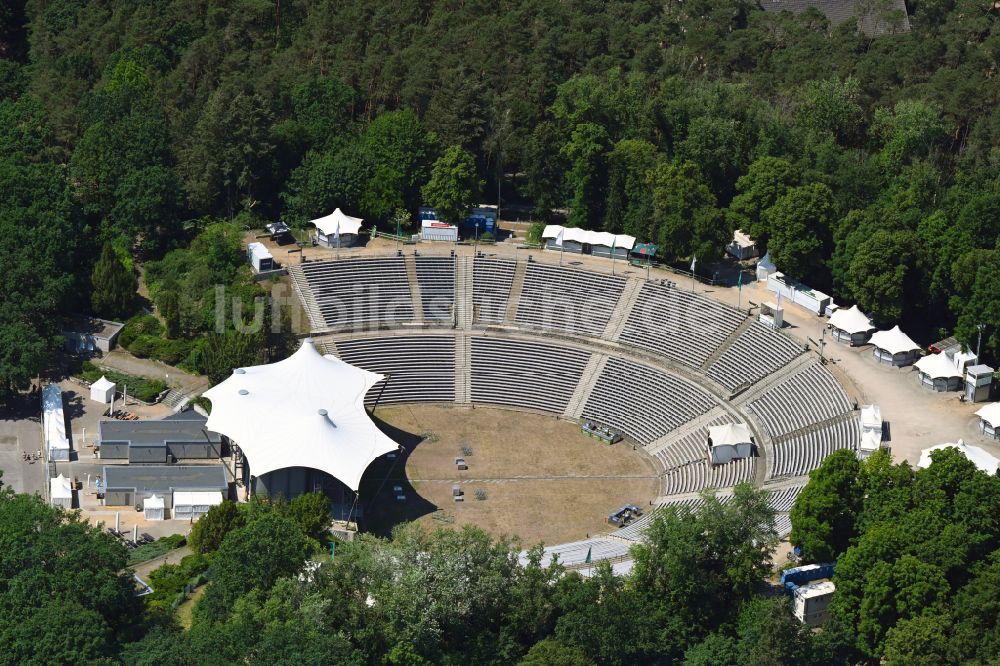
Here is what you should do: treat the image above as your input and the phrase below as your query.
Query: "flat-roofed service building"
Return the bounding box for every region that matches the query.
[102,464,229,512]
[99,414,222,463]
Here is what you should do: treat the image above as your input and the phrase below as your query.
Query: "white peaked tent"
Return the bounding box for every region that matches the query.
[918,440,999,476]
[756,252,777,281]
[143,494,165,521]
[828,305,875,346]
[203,338,398,492]
[50,474,73,509]
[869,325,921,366]
[707,423,753,465]
[90,375,116,404]
[914,353,964,391]
[311,208,364,247]
[975,403,1000,438]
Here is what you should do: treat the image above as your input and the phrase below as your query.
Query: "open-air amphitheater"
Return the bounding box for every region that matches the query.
[287,251,861,571]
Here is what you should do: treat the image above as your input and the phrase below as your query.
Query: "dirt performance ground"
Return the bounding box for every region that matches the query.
[361,405,660,547]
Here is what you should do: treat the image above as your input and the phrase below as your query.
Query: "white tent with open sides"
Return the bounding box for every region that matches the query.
[311,208,364,247]
[202,338,399,492]
[756,252,777,281]
[869,325,921,366]
[707,423,754,465]
[50,474,73,509]
[143,494,165,521]
[914,353,964,391]
[90,375,116,404]
[828,305,875,346]
[975,403,1000,438]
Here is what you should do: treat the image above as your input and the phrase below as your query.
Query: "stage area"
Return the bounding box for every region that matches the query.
[362,405,660,547]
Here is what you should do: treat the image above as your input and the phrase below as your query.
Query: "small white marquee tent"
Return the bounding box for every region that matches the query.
[869,325,921,366]
[311,208,364,247]
[707,423,753,465]
[828,305,875,346]
[90,375,116,404]
[918,440,999,476]
[143,494,165,521]
[50,474,73,509]
[203,338,399,492]
[756,252,777,281]
[975,403,1000,438]
[914,353,964,391]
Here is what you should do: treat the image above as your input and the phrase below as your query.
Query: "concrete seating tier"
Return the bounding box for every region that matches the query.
[748,363,852,438]
[300,257,415,329]
[523,537,633,567]
[582,356,715,446]
[771,418,860,478]
[334,336,455,404]
[414,256,455,321]
[515,264,626,337]
[706,321,804,391]
[768,485,802,513]
[619,283,746,368]
[657,420,755,495]
[470,337,591,413]
[472,258,515,323]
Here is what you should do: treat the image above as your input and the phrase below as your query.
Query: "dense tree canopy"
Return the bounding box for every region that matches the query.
[2,0,1000,390]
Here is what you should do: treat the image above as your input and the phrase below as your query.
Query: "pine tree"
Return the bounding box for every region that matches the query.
[90,242,136,320]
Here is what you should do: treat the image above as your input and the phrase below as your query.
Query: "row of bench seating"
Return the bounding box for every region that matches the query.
[706,321,805,391]
[515,263,627,337]
[582,356,716,446]
[300,257,415,328]
[771,418,860,478]
[334,336,456,404]
[470,337,591,413]
[619,282,746,368]
[472,257,515,323]
[414,256,455,321]
[748,363,852,438]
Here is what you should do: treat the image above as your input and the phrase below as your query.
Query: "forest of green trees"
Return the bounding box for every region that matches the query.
[1,0,1000,398]
[1,446,997,664]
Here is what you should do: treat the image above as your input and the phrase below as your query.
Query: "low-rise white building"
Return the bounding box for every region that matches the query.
[792,580,835,626]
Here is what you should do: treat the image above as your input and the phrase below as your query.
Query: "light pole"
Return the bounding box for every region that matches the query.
[977,323,986,359]
[474,220,480,254]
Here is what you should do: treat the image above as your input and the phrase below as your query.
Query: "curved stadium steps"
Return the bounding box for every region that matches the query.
[298,252,856,563]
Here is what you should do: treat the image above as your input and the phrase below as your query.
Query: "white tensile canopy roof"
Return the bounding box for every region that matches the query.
[311,208,364,237]
[869,325,921,355]
[757,252,776,271]
[975,403,1000,428]
[50,474,72,500]
[918,440,999,476]
[708,423,752,446]
[542,224,636,250]
[90,375,116,403]
[144,494,165,510]
[202,338,398,491]
[914,353,963,380]
[829,305,875,335]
